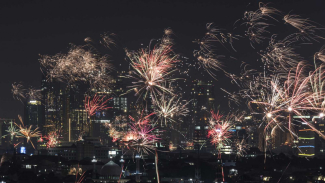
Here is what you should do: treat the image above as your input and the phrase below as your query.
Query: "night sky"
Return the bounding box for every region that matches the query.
[0,0,324,119]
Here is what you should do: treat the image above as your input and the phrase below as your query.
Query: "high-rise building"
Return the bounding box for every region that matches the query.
[294,115,317,158]
[191,80,215,151]
[24,99,44,153]
[41,78,68,138]
[314,115,325,158]
[24,100,43,127]
[67,84,88,142]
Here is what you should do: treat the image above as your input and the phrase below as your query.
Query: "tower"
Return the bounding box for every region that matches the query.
[191,80,215,151]
[135,154,141,182]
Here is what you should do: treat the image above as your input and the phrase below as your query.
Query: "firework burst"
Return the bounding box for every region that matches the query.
[84,94,112,118]
[43,131,61,148]
[250,63,325,139]
[2,121,20,141]
[235,139,248,157]
[121,123,159,155]
[126,45,179,100]
[11,82,26,102]
[208,111,233,149]
[153,93,189,126]
[40,44,113,89]
[15,115,41,149]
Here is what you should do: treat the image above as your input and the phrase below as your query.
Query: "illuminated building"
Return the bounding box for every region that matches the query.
[67,84,88,142]
[24,97,44,153]
[94,69,129,146]
[294,115,317,158]
[24,100,43,127]
[191,80,215,151]
[41,78,67,139]
[243,115,259,148]
[312,115,325,158]
[41,68,129,144]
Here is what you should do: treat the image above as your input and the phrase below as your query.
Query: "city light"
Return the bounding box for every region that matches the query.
[4,1,325,182]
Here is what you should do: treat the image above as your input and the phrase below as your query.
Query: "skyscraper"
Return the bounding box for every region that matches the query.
[24,100,43,127]
[41,78,67,137]
[191,80,215,151]
[294,115,317,158]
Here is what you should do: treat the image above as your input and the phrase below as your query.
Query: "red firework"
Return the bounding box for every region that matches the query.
[43,131,61,148]
[129,111,155,126]
[207,111,233,147]
[84,94,112,117]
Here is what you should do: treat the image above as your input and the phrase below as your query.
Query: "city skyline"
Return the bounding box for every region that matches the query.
[1,0,325,182]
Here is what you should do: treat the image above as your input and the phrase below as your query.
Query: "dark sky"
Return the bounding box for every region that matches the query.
[0,0,324,119]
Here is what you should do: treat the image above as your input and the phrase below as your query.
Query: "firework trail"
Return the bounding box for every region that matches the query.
[314,45,325,63]
[242,3,282,47]
[99,32,117,49]
[75,164,86,183]
[129,111,155,126]
[283,13,324,41]
[194,53,225,80]
[260,35,303,71]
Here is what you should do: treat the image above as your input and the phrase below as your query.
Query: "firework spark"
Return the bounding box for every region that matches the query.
[129,111,155,126]
[208,111,233,149]
[315,45,325,63]
[121,123,159,155]
[250,63,325,139]
[235,139,248,157]
[2,121,20,141]
[153,93,189,125]
[43,131,61,148]
[15,115,41,149]
[40,44,112,89]
[12,83,42,102]
[84,94,112,118]
[11,82,26,102]
[126,45,179,100]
